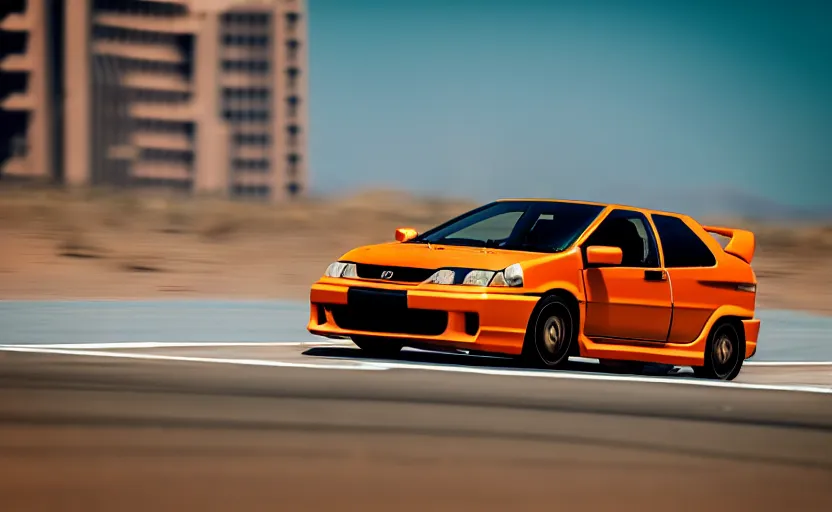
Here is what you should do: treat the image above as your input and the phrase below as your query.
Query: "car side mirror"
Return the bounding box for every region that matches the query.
[586,246,623,266]
[395,227,418,242]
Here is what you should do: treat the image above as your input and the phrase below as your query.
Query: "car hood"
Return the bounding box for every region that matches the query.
[341,242,549,271]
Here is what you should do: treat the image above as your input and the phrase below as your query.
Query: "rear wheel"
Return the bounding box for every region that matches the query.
[523,296,575,369]
[351,336,403,358]
[693,320,744,381]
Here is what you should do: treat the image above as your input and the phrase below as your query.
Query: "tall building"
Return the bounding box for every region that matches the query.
[0,0,307,200]
[0,0,58,182]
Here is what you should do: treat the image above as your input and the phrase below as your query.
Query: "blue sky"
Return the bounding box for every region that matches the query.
[306,0,831,212]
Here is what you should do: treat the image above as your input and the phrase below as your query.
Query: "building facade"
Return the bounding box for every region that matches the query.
[0,0,307,200]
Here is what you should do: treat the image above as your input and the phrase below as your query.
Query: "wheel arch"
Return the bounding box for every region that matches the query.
[697,305,755,343]
[706,308,752,338]
[525,288,582,356]
[710,315,747,343]
[540,288,580,315]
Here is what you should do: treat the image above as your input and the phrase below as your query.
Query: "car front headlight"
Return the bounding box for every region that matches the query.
[325,262,358,278]
[425,269,456,285]
[462,270,495,286]
[424,264,524,288]
[488,264,523,287]
[504,263,524,287]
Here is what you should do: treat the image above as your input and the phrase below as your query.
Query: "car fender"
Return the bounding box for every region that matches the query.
[696,304,756,341]
[521,248,586,301]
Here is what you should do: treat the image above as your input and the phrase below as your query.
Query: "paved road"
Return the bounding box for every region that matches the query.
[1,300,831,361]
[0,347,830,511]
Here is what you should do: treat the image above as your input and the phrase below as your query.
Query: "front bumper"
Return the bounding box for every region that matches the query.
[307,278,539,355]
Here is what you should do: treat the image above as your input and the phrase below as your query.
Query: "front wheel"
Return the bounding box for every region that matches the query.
[351,336,403,358]
[523,296,576,369]
[693,321,744,381]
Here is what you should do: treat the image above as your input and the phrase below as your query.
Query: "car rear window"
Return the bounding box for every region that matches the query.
[652,214,717,268]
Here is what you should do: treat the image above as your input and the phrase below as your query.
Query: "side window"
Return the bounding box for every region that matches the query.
[445,211,523,241]
[652,214,716,268]
[583,210,659,268]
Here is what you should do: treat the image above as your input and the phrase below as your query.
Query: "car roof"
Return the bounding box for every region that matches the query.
[494,198,691,219]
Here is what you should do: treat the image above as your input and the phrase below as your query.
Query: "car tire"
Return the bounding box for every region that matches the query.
[693,320,745,381]
[351,336,403,358]
[523,296,575,369]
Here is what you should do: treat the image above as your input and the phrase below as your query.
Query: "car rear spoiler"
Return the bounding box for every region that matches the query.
[702,225,756,263]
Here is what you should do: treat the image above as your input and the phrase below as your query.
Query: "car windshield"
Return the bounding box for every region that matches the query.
[410,201,605,253]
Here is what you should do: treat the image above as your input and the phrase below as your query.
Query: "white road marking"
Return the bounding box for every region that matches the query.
[745,361,832,366]
[571,356,832,367]
[0,341,341,350]
[3,342,829,368]
[0,346,384,371]
[1,344,830,395]
[9,343,827,367]
[365,360,832,394]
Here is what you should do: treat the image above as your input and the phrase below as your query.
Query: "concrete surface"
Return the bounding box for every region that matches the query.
[1,300,831,361]
[0,347,830,511]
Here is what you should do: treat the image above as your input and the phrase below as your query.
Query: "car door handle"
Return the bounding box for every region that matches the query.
[644,270,667,282]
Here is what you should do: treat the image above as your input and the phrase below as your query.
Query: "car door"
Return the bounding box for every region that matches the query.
[581,209,672,342]
[650,214,720,344]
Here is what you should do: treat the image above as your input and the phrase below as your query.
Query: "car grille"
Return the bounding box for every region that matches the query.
[355,263,435,283]
[328,287,448,336]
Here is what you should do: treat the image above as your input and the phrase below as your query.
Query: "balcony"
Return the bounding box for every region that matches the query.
[132,161,192,181]
[0,157,29,176]
[0,53,33,72]
[219,72,271,88]
[221,46,270,60]
[0,13,30,32]
[94,13,199,34]
[0,92,35,111]
[93,40,186,64]
[130,102,194,122]
[133,132,193,151]
[121,72,191,92]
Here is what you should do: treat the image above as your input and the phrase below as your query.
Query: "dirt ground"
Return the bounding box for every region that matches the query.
[1,187,830,315]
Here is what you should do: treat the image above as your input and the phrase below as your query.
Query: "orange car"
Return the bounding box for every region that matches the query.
[307,199,760,380]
